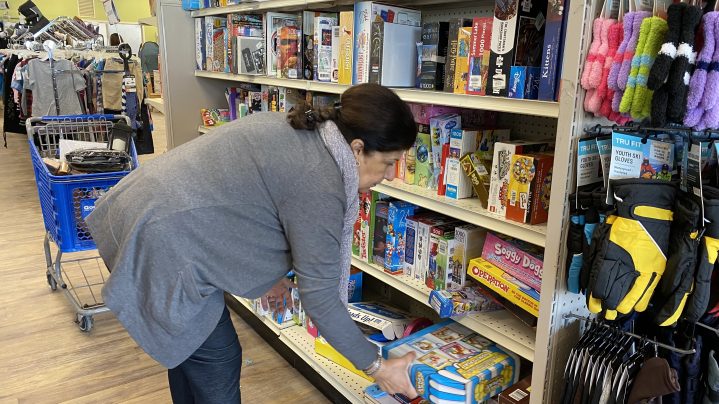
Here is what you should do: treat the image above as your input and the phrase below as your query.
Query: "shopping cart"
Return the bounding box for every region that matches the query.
[26,114,138,331]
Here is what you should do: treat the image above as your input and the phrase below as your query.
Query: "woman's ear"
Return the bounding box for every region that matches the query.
[350,139,365,159]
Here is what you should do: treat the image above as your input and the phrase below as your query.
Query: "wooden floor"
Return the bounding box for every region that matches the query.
[0,114,330,404]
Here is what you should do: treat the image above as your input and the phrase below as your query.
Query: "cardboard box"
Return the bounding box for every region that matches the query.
[429,285,501,318]
[360,192,381,262]
[348,302,414,340]
[446,129,479,199]
[372,200,390,266]
[301,11,336,80]
[307,316,320,338]
[265,12,300,77]
[415,215,455,283]
[338,11,354,85]
[429,114,461,191]
[460,153,490,207]
[481,232,544,292]
[404,144,416,184]
[414,126,433,189]
[369,21,422,87]
[475,128,512,163]
[449,224,486,289]
[508,66,540,99]
[499,376,532,404]
[195,17,205,70]
[487,0,548,97]
[538,0,568,101]
[403,214,423,279]
[506,153,554,224]
[487,141,552,217]
[314,15,338,82]
[236,36,265,74]
[278,25,301,79]
[467,258,540,317]
[467,17,493,95]
[453,26,472,94]
[382,321,520,403]
[385,201,419,274]
[427,223,456,290]
[444,18,471,92]
[331,26,341,83]
[353,1,421,84]
[348,267,364,302]
[419,22,449,90]
[205,16,227,72]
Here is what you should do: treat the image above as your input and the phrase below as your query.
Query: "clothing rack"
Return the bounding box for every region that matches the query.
[696,321,719,336]
[563,313,697,355]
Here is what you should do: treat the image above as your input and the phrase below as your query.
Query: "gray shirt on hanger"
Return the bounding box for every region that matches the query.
[26,58,85,116]
[86,112,378,370]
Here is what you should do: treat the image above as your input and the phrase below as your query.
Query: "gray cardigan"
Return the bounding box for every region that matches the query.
[86,112,377,369]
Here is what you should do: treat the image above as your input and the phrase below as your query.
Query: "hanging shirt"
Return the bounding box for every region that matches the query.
[100,59,144,110]
[26,59,85,116]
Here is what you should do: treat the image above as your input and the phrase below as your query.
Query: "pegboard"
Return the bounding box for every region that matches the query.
[422,4,495,23]
[497,113,560,140]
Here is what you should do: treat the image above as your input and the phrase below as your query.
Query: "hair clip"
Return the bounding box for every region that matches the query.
[305,109,315,123]
[333,101,342,111]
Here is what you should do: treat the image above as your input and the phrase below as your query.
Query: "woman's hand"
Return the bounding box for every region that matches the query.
[260,278,294,320]
[372,352,418,398]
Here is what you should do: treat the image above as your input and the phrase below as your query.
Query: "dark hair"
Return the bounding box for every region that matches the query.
[110,33,123,46]
[287,83,417,153]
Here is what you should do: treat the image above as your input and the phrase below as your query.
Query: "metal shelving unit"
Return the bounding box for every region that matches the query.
[374,180,547,247]
[198,125,211,134]
[231,294,293,336]
[194,70,560,118]
[158,0,598,400]
[144,97,165,114]
[351,258,536,362]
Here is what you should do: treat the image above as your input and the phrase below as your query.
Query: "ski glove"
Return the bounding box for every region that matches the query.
[588,179,677,320]
[653,195,702,326]
[683,186,719,323]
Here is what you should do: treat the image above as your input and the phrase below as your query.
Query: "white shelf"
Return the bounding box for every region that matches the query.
[191,0,345,17]
[280,326,369,404]
[351,257,536,362]
[194,70,560,118]
[144,97,164,114]
[374,180,547,248]
[231,295,294,336]
[138,16,157,26]
[198,125,211,134]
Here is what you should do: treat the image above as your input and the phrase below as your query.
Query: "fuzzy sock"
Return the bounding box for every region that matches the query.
[593,21,624,116]
[608,13,636,91]
[700,15,719,112]
[582,18,605,90]
[699,103,719,130]
[618,11,652,90]
[620,17,653,114]
[647,3,685,90]
[631,17,669,120]
[667,5,702,121]
[588,18,617,89]
[685,12,719,127]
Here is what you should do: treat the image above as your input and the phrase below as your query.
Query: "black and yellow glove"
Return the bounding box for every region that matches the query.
[652,195,702,327]
[587,179,677,320]
[683,186,719,323]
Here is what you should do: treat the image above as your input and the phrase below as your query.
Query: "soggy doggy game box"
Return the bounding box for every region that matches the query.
[382,321,519,403]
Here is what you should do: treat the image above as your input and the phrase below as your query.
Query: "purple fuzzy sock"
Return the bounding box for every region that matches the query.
[699,103,719,130]
[685,106,704,127]
[608,13,636,91]
[700,16,719,111]
[618,11,651,90]
[686,12,718,112]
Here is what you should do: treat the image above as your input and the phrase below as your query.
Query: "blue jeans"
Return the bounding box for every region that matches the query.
[168,306,242,403]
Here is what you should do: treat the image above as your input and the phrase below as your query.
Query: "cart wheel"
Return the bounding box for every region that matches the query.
[78,315,93,332]
[46,273,57,291]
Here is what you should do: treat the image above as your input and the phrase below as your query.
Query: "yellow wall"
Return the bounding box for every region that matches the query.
[6,0,157,41]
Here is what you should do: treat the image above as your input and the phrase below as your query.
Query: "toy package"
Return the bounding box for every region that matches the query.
[453,26,472,94]
[205,16,227,72]
[404,214,423,279]
[498,376,531,403]
[404,143,415,185]
[429,284,501,318]
[429,114,461,190]
[448,224,486,289]
[301,11,336,80]
[385,201,420,274]
[338,11,354,85]
[331,26,341,83]
[348,266,364,303]
[419,22,449,90]
[382,321,520,403]
[460,152,492,208]
[200,108,230,126]
[467,258,540,317]
[235,36,265,75]
[265,12,301,77]
[365,384,429,403]
[446,129,479,199]
[506,153,554,225]
[487,141,552,217]
[314,15,338,82]
[195,17,205,70]
[416,215,456,284]
[415,126,433,188]
[481,232,543,292]
[349,302,415,340]
[508,66,540,99]
[466,17,493,95]
[408,104,460,125]
[538,0,569,101]
[475,128,511,163]
[278,25,302,79]
[444,18,471,93]
[372,200,391,266]
[427,222,456,290]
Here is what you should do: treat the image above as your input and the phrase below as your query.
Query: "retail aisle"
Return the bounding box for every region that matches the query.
[0,116,330,403]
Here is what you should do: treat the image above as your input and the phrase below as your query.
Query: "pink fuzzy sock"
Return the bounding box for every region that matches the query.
[582,18,605,90]
[587,19,617,90]
[594,21,624,116]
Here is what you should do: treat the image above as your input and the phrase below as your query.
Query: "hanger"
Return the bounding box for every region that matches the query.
[619,0,626,21]
[600,0,609,18]
[715,0,719,12]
